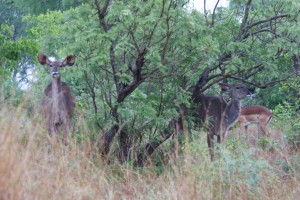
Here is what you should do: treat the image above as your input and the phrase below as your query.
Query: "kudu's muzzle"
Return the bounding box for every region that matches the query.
[52,71,60,78]
[247,88,254,100]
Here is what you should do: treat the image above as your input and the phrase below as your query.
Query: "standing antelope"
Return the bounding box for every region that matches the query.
[38,53,76,145]
[192,83,252,161]
[239,105,272,137]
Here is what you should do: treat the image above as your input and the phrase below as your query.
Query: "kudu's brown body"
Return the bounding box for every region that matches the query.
[239,105,272,137]
[192,83,252,161]
[38,53,76,145]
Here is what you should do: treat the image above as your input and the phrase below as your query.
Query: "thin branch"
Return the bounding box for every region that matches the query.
[96,62,114,75]
[237,0,252,41]
[109,41,121,92]
[135,110,183,167]
[249,28,274,36]
[127,26,141,54]
[161,14,172,64]
[204,0,209,26]
[83,70,98,114]
[146,0,166,47]
[199,64,263,92]
[211,0,220,27]
[244,65,264,79]
[229,73,294,88]
[246,14,289,31]
[94,0,111,31]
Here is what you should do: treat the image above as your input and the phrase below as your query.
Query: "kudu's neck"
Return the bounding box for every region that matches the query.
[51,76,61,124]
[227,98,242,111]
[52,76,61,95]
[223,98,242,128]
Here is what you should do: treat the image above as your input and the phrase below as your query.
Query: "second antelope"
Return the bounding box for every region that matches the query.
[193,83,252,161]
[239,105,272,137]
[38,53,76,145]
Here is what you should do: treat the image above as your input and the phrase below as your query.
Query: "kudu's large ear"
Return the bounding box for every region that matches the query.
[219,83,230,91]
[62,55,76,67]
[38,53,50,65]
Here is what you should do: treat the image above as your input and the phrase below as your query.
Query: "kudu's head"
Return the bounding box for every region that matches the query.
[37,53,76,80]
[219,82,252,100]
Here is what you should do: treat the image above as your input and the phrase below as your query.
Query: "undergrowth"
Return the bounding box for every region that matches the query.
[0,103,299,200]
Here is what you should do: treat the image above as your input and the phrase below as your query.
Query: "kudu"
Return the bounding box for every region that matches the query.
[38,53,76,145]
[192,83,252,161]
[239,105,272,137]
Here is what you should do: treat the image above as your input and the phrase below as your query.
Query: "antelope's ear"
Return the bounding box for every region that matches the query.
[62,55,76,66]
[38,53,50,65]
[219,83,230,91]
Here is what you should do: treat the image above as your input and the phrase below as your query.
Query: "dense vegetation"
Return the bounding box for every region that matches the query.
[1,0,300,199]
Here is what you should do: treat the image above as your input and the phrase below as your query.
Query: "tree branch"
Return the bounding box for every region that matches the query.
[204,0,209,26]
[84,70,98,114]
[229,73,294,88]
[246,14,289,31]
[94,0,111,32]
[135,106,185,167]
[197,64,264,93]
[237,0,252,41]
[211,0,220,27]
[146,0,166,47]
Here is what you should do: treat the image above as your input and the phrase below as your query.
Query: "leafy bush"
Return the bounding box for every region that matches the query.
[286,123,300,151]
[274,102,300,151]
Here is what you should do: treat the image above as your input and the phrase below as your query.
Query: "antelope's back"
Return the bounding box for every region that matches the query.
[193,94,225,130]
[241,105,272,116]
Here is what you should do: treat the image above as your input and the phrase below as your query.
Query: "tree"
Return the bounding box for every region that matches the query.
[26,0,300,165]
[0,23,38,104]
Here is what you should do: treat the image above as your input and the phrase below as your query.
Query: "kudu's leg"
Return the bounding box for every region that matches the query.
[46,123,53,144]
[217,130,227,159]
[221,128,228,145]
[207,133,214,161]
[217,135,221,144]
[45,121,59,147]
[63,121,70,146]
[50,122,62,146]
[216,135,222,160]
[47,120,52,136]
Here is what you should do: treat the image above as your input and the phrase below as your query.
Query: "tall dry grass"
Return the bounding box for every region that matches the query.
[0,103,300,200]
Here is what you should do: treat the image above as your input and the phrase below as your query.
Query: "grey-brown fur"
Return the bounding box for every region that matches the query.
[38,53,76,145]
[192,83,252,161]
